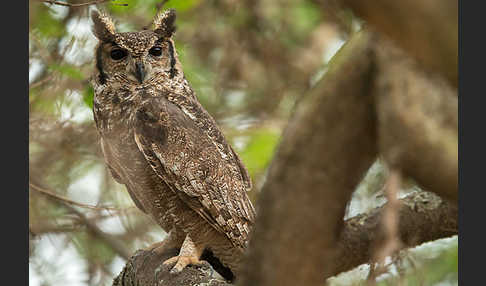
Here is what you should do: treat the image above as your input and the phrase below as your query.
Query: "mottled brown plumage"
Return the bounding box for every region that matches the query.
[90,9,255,279]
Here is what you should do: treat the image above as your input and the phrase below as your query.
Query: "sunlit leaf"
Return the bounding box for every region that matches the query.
[34,6,66,38]
[109,0,139,14]
[49,64,84,80]
[83,86,94,109]
[72,232,117,265]
[239,129,280,178]
[164,0,202,12]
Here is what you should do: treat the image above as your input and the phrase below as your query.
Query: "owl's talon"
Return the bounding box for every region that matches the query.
[163,255,204,273]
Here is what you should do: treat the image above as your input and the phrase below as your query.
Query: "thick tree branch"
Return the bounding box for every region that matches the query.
[238,30,378,286]
[237,29,457,285]
[373,37,458,202]
[112,248,231,286]
[331,191,457,279]
[111,30,457,285]
[338,0,458,88]
[112,191,457,285]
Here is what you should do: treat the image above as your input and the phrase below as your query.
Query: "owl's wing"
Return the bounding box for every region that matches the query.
[168,91,253,191]
[100,138,147,214]
[132,96,255,249]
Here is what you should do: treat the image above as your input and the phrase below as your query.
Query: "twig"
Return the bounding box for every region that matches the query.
[29,182,121,211]
[367,169,403,284]
[30,181,132,259]
[63,202,132,259]
[30,74,55,89]
[39,0,128,7]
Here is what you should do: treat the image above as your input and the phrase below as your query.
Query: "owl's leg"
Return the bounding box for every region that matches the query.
[163,234,206,274]
[144,228,183,254]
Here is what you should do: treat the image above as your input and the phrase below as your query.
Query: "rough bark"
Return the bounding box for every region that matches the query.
[373,37,458,202]
[339,0,458,88]
[112,247,232,286]
[238,30,378,286]
[236,30,457,285]
[112,191,457,285]
[331,191,458,278]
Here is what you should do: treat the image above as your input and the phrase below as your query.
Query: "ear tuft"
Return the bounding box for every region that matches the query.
[153,8,177,38]
[91,10,116,42]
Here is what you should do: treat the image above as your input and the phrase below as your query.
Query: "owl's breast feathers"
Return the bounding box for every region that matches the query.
[132,92,255,249]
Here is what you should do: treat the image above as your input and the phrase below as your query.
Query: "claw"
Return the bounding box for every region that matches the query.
[163,255,205,273]
[162,234,205,274]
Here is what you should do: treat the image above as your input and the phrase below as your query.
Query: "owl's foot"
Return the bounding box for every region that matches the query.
[163,254,205,273]
[163,234,205,274]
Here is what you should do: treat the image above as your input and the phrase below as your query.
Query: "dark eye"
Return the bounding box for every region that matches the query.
[110,49,127,60]
[149,46,162,57]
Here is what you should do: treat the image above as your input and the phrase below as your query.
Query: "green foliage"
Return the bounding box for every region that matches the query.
[328,238,458,286]
[33,6,66,38]
[49,64,84,80]
[30,90,58,115]
[109,0,201,16]
[83,86,95,109]
[73,232,116,265]
[238,129,281,179]
[292,1,322,35]
[109,0,140,14]
[176,43,220,111]
[164,0,202,12]
[377,241,458,286]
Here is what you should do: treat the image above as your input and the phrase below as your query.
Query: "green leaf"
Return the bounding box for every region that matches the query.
[109,0,139,14]
[293,0,321,33]
[238,129,280,178]
[164,0,202,12]
[83,86,95,109]
[33,6,66,38]
[48,64,84,80]
[72,232,116,265]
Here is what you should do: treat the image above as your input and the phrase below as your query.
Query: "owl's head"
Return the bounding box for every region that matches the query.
[91,9,179,85]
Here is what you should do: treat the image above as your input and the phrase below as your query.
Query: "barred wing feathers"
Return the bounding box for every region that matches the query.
[133,95,255,249]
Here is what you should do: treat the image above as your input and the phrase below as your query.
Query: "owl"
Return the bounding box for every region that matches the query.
[90,9,255,280]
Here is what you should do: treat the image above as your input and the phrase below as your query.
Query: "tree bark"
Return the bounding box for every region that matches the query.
[112,191,457,285]
[373,37,458,202]
[238,30,378,286]
[112,247,231,286]
[331,191,457,278]
[339,0,458,88]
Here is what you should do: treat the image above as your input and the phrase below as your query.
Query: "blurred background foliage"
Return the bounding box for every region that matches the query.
[28,0,457,285]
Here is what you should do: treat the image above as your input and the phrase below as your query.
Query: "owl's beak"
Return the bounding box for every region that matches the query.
[134,62,146,83]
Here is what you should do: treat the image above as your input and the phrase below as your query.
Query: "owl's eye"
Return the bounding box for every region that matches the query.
[110,49,127,60]
[149,47,163,57]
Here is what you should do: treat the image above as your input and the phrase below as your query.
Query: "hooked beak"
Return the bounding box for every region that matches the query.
[133,61,146,84]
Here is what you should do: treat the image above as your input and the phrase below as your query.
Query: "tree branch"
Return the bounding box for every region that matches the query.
[331,191,457,279]
[29,182,122,211]
[338,0,457,88]
[112,248,231,286]
[39,0,128,7]
[111,191,457,285]
[238,30,378,286]
[29,181,132,260]
[373,36,458,202]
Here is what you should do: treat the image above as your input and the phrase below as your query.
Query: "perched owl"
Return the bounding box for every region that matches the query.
[90,9,255,280]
